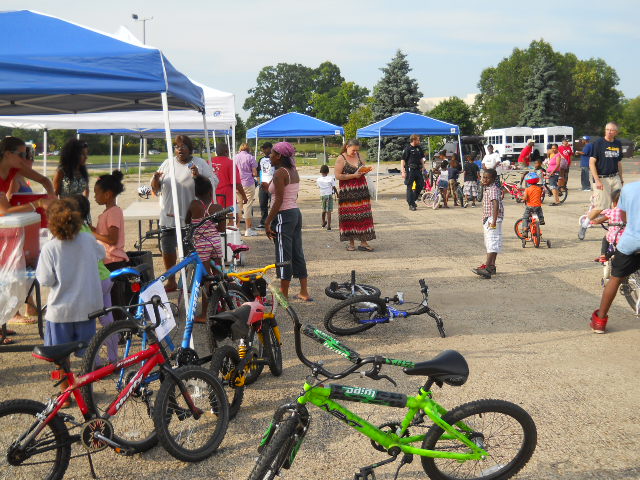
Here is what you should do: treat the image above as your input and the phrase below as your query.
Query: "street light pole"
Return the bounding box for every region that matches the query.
[131,13,153,45]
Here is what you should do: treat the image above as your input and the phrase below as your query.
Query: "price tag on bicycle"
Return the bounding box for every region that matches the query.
[139,280,176,340]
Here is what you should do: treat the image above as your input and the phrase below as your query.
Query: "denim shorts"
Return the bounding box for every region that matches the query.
[548,174,559,189]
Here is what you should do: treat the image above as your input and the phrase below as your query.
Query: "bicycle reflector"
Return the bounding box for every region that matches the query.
[131,282,141,293]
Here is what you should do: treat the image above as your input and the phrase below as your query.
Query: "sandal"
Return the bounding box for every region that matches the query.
[8,313,37,325]
[346,245,356,251]
[358,245,374,252]
[0,336,15,345]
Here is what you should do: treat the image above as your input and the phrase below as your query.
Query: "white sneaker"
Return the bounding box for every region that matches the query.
[244,228,258,237]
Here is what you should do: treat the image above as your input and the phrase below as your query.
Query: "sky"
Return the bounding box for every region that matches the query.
[4,0,640,120]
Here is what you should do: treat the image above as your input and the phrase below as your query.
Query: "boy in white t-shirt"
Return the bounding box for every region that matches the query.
[316,164,337,230]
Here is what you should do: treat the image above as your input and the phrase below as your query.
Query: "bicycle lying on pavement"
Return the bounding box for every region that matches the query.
[324,279,446,338]
[0,296,229,480]
[248,285,537,480]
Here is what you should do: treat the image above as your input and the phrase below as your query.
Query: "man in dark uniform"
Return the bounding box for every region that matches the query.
[401,134,426,210]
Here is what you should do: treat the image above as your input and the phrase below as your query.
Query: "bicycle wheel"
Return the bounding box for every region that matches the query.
[422,191,435,208]
[532,223,541,248]
[206,284,252,349]
[513,219,524,239]
[247,411,300,480]
[0,399,71,480]
[80,320,158,452]
[558,186,568,204]
[244,327,265,385]
[324,295,386,336]
[325,282,381,300]
[421,399,537,480]
[153,365,229,462]
[210,345,244,419]
[621,271,640,315]
[261,322,283,377]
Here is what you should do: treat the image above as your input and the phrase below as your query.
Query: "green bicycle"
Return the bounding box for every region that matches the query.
[248,286,537,480]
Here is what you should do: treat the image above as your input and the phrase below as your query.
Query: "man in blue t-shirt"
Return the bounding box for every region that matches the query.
[590,181,640,334]
[575,136,593,191]
[579,122,624,240]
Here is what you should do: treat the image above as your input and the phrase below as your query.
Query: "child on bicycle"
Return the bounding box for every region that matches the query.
[437,160,450,208]
[316,164,337,230]
[92,171,129,315]
[36,199,105,403]
[591,189,625,263]
[186,175,225,273]
[521,172,545,233]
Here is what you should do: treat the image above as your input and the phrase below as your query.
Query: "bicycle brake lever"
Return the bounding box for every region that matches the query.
[366,372,397,387]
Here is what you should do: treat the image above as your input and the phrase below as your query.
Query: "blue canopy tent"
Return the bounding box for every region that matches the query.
[357,112,461,200]
[246,112,344,166]
[0,10,207,326]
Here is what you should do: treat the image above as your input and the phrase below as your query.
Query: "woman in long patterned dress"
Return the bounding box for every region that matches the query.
[334,139,376,252]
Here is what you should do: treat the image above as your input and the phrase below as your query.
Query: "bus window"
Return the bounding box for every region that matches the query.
[514,136,525,143]
[555,135,565,142]
[506,136,513,143]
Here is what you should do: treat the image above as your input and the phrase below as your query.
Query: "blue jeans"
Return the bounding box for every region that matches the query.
[580,166,591,190]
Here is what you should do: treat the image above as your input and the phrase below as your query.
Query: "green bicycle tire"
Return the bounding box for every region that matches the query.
[421,399,537,480]
[247,412,299,480]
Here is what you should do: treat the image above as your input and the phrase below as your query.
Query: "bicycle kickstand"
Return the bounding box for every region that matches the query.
[86,451,97,479]
[354,455,398,480]
[392,454,413,480]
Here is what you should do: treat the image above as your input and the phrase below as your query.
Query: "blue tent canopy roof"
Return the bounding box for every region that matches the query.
[0,10,204,115]
[357,112,459,137]
[246,112,344,139]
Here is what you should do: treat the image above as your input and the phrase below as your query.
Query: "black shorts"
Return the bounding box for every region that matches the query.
[159,226,188,254]
[611,250,640,278]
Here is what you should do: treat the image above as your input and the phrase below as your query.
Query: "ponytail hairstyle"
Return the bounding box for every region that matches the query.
[59,138,89,182]
[340,138,361,155]
[0,136,26,160]
[95,170,125,196]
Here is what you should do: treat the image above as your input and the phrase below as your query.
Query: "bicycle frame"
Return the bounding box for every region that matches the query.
[296,383,488,461]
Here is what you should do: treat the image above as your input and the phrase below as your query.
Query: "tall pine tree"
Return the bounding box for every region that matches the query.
[370,50,422,161]
[519,52,561,127]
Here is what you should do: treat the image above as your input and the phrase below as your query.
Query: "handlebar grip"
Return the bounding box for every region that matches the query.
[275,261,291,269]
[149,295,163,329]
[88,309,106,320]
[302,324,361,364]
[419,279,427,290]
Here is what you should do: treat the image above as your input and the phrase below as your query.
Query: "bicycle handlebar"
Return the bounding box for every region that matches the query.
[88,295,165,331]
[225,261,290,282]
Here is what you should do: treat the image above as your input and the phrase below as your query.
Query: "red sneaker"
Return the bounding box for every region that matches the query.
[472,264,491,279]
[590,310,608,334]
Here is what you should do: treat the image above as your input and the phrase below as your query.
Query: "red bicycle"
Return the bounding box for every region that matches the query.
[501,178,525,203]
[0,296,229,480]
[514,213,551,248]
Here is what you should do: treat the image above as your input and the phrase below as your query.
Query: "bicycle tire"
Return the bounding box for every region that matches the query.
[558,186,568,204]
[324,282,381,300]
[422,191,435,208]
[513,219,524,239]
[532,224,541,248]
[247,411,299,480]
[206,283,252,351]
[421,399,537,480]
[324,294,385,336]
[621,271,640,315]
[261,322,283,377]
[153,365,229,462]
[80,319,158,453]
[210,345,244,419]
[244,327,265,385]
[0,399,71,480]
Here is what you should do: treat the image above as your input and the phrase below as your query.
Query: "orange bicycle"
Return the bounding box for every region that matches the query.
[514,213,551,248]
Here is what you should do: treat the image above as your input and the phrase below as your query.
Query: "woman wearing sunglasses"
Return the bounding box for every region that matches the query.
[0,136,54,215]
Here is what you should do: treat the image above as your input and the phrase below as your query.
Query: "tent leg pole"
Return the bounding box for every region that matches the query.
[202,111,212,168]
[161,92,190,346]
[138,136,143,188]
[323,137,327,165]
[376,135,381,201]
[118,135,123,171]
[110,134,113,172]
[232,128,237,227]
[43,129,48,176]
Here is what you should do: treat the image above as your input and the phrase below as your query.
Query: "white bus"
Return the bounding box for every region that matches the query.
[484,127,533,161]
[484,126,574,162]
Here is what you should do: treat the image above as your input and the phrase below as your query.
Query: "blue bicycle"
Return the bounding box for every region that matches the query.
[323,279,446,338]
[79,207,250,452]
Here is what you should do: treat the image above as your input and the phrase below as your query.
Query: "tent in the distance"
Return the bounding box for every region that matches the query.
[357,112,461,200]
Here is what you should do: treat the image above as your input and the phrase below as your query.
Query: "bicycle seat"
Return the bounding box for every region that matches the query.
[209,304,251,340]
[109,263,151,280]
[32,341,88,363]
[403,350,469,386]
[228,243,249,254]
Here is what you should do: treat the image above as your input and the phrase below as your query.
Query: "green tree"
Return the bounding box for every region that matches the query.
[314,61,344,94]
[243,63,316,127]
[344,99,373,141]
[370,50,422,161]
[234,114,247,144]
[311,81,370,126]
[427,97,475,135]
[618,96,640,137]
[519,52,561,127]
